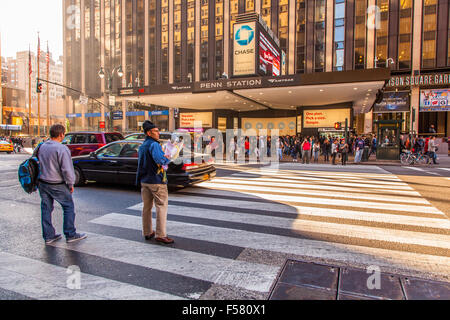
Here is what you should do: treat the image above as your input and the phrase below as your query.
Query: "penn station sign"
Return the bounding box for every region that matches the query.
[387,73,450,88]
[194,75,300,92]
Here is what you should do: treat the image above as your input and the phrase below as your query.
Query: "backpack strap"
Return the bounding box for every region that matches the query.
[33,142,45,159]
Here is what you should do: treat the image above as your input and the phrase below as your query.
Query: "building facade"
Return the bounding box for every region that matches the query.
[63,0,450,137]
[0,51,65,135]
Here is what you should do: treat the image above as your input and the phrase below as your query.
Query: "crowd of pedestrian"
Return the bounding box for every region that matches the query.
[230,134,377,165]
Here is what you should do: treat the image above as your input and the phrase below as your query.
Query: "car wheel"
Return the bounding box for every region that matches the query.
[74,167,86,187]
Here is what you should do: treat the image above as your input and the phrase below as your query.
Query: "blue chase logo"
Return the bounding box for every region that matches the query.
[235,25,255,46]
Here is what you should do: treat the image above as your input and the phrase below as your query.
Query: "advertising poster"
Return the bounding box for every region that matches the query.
[374,92,410,113]
[180,112,213,128]
[233,22,257,76]
[242,117,297,136]
[258,32,281,77]
[303,109,351,128]
[420,89,450,112]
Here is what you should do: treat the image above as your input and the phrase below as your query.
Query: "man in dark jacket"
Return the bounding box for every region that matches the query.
[137,121,174,244]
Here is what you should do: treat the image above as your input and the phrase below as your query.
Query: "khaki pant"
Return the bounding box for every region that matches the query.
[141,183,169,238]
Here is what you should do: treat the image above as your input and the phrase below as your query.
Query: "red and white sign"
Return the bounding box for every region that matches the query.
[99,121,106,129]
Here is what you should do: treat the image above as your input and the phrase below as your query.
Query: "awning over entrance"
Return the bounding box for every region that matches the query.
[118,68,390,114]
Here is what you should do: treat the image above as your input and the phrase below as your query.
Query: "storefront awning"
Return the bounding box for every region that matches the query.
[118,68,391,114]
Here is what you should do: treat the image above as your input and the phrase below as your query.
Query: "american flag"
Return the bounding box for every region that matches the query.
[28,47,32,76]
[46,42,50,73]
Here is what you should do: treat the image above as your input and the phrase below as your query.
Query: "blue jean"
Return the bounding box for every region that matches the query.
[38,183,77,240]
[354,149,363,163]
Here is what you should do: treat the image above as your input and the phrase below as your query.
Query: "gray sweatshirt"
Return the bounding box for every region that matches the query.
[38,140,75,188]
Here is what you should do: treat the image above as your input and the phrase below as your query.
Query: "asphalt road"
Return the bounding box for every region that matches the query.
[0,153,449,300]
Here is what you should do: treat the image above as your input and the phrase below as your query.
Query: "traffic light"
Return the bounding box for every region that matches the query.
[36,82,43,93]
[335,122,342,130]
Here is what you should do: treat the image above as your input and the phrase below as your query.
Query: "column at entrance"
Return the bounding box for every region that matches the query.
[364,112,373,134]
[411,87,420,134]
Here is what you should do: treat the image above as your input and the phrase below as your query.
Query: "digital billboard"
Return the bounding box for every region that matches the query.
[258,32,281,77]
[420,89,450,112]
[374,92,410,113]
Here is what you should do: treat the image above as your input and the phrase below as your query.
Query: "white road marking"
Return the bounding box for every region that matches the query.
[51,233,280,293]
[89,213,450,277]
[0,251,185,300]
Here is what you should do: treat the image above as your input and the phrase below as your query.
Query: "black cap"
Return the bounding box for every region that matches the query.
[143,121,156,133]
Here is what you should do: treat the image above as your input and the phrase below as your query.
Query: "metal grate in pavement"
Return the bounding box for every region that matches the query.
[269,259,450,300]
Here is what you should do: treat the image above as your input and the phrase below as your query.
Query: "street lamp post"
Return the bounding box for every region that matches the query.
[98,66,124,130]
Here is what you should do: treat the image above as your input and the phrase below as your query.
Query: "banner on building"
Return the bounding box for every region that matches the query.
[233,22,257,76]
[420,89,450,112]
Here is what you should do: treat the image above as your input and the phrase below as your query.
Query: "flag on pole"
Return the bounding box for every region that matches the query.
[28,46,32,76]
[46,42,50,72]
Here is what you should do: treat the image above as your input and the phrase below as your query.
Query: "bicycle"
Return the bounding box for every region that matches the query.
[400,150,430,166]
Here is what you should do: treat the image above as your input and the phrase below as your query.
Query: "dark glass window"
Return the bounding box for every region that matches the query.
[296,0,306,73]
[422,0,437,68]
[314,0,326,72]
[354,0,366,70]
[398,0,412,69]
[333,0,345,71]
[375,0,389,67]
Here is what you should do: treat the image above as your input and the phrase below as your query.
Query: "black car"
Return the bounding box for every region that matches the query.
[72,140,216,188]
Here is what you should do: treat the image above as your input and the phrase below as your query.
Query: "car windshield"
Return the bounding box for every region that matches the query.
[105,134,124,143]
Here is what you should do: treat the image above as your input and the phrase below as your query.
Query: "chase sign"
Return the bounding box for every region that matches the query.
[233,22,256,76]
[235,25,255,46]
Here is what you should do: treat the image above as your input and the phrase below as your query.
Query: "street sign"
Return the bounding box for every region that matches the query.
[109,95,116,106]
[79,95,89,105]
[112,111,123,120]
[99,121,106,129]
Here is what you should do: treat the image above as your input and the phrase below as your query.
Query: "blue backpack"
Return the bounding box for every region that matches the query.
[18,143,44,194]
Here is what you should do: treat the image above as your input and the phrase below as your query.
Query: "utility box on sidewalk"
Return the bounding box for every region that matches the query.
[374,120,403,160]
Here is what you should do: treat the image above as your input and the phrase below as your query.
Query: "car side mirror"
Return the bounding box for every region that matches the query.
[90,152,97,159]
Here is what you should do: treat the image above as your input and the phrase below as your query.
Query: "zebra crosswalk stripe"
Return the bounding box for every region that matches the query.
[50,232,280,293]
[0,251,185,300]
[90,213,450,276]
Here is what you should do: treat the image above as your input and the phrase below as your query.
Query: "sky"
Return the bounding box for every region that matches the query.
[0,0,63,59]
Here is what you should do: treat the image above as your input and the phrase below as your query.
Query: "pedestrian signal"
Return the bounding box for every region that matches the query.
[334,122,342,130]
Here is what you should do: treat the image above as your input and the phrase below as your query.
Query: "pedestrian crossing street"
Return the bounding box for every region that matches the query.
[1,164,450,300]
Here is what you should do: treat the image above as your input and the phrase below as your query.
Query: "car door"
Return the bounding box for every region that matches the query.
[116,142,142,185]
[85,142,124,184]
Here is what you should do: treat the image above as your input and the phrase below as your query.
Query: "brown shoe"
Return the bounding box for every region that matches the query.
[156,237,174,244]
[145,232,156,241]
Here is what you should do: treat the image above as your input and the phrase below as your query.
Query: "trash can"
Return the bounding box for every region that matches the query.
[362,146,370,162]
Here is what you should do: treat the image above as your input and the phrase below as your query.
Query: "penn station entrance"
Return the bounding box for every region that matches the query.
[117,68,390,138]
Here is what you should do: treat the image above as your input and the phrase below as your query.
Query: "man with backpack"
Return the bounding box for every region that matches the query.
[37,124,87,245]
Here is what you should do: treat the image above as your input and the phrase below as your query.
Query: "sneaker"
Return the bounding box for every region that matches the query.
[66,233,87,244]
[45,234,62,245]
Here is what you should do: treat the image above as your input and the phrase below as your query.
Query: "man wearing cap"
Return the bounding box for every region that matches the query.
[136,121,174,244]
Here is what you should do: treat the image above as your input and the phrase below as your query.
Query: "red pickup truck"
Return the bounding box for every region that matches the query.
[62,132,124,157]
